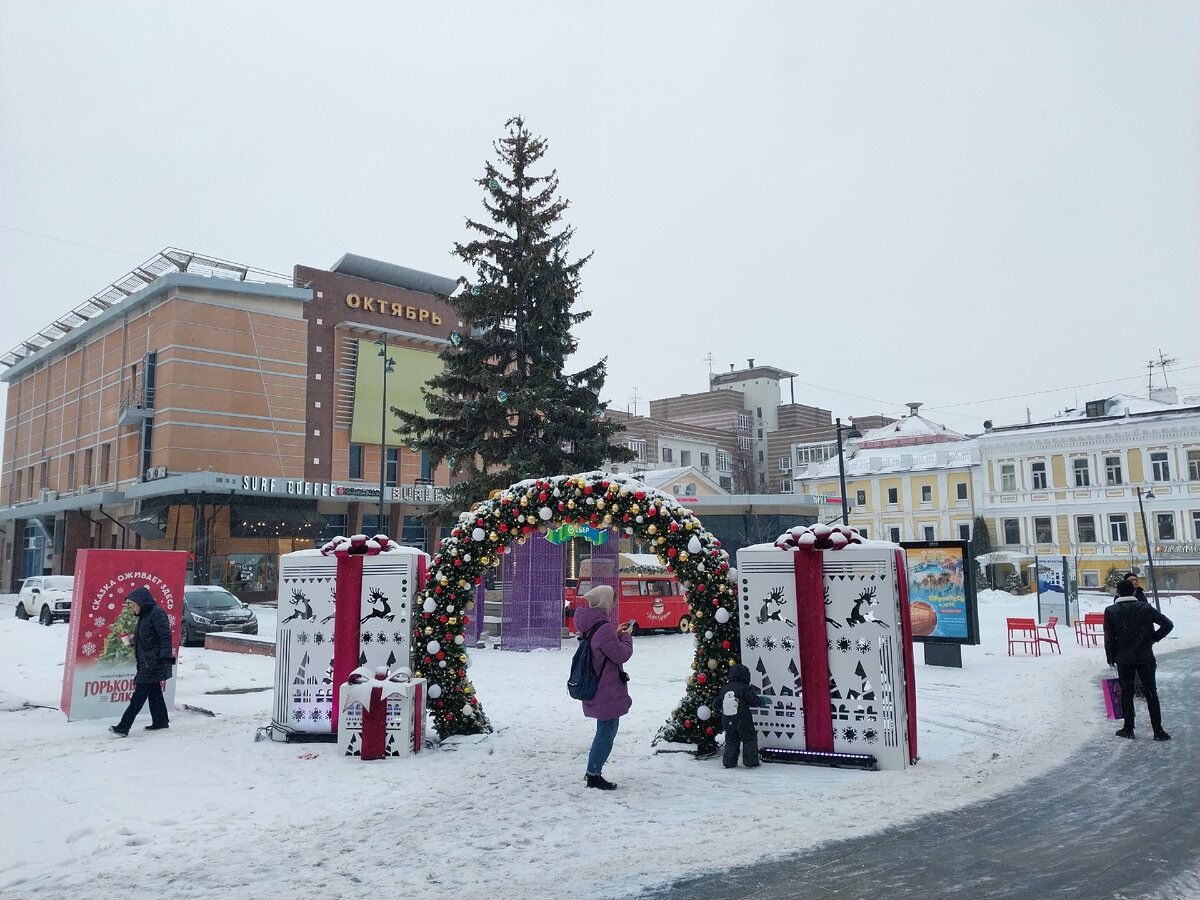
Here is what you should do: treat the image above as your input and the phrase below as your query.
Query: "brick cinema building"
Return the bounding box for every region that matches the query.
[0,249,463,600]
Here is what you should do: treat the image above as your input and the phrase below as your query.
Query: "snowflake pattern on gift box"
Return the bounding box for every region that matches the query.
[297,632,310,645]
[855,638,873,654]
[93,616,106,628]
[376,632,387,644]
[842,726,859,742]
[862,727,879,744]
[312,632,325,645]
[82,642,96,656]
[361,631,374,644]
[745,634,760,649]
[763,636,777,650]
[836,636,853,654]
[780,637,795,652]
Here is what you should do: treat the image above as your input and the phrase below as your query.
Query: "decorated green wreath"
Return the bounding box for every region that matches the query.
[414,471,738,754]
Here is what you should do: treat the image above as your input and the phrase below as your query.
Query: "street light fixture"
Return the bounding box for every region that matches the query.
[835,418,862,527]
[1136,486,1161,611]
[375,337,396,529]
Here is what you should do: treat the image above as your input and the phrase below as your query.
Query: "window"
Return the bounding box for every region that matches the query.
[1003,519,1021,545]
[627,439,646,462]
[957,522,971,541]
[955,482,968,501]
[920,485,932,503]
[922,525,935,541]
[1000,464,1016,492]
[1034,517,1053,543]
[887,487,898,505]
[700,452,710,470]
[719,476,732,490]
[1110,514,1129,543]
[856,489,866,505]
[857,525,870,540]
[1081,570,1101,588]
[1151,451,1170,482]
[1188,450,1200,481]
[1156,512,1176,541]
[1106,456,1123,485]
[889,526,901,543]
[101,443,112,484]
[757,428,764,439]
[778,457,792,472]
[717,451,732,473]
[662,447,673,463]
[1031,462,1047,490]
[758,472,765,486]
[1077,515,1096,543]
[1193,511,1200,540]
[349,445,364,480]
[737,414,750,431]
[756,407,763,418]
[1072,458,1090,487]
[83,448,93,486]
[680,450,692,467]
[779,480,793,493]
[757,450,764,463]
[420,451,432,483]
[737,436,751,450]
[385,448,399,486]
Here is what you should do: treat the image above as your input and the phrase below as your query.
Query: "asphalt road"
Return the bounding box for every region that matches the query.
[643,647,1199,900]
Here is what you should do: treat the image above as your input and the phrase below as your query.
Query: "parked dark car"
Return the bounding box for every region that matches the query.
[182,585,259,646]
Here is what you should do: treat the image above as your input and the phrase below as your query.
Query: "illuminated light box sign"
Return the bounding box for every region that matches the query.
[900,541,981,646]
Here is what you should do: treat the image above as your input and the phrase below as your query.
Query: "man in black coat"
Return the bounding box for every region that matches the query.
[1122,572,1149,603]
[1104,579,1173,741]
[110,586,175,736]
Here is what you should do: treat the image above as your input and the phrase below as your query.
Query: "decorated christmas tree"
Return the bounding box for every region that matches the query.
[99,604,138,665]
[395,116,633,519]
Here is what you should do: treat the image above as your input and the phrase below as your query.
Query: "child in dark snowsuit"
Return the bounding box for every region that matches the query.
[717,663,767,768]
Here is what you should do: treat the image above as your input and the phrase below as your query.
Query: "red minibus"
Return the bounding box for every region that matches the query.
[565,573,691,635]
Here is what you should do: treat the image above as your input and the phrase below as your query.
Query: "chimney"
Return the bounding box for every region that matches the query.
[906,402,922,417]
[747,358,755,369]
[983,420,994,432]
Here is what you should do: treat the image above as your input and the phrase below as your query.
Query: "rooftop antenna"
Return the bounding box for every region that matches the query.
[703,351,714,379]
[1147,360,1156,396]
[629,386,642,417]
[1157,349,1178,387]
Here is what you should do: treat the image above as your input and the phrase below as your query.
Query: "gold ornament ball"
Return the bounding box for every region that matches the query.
[424,626,434,635]
[707,659,719,671]
[489,532,499,542]
[679,551,689,562]
[517,536,527,545]
[647,524,657,535]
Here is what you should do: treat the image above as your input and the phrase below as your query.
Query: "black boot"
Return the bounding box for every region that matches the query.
[109,725,129,737]
[144,723,169,731]
[1153,730,1171,741]
[1115,728,1135,739]
[586,773,617,790]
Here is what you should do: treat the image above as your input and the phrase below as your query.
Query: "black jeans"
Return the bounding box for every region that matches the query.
[117,681,169,730]
[723,729,760,768]
[1117,662,1162,734]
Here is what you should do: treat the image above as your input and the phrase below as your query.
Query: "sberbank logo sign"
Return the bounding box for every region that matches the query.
[544,522,610,545]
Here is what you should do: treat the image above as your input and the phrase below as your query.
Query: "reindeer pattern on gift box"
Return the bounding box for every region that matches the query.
[845,585,889,629]
[281,588,317,624]
[757,586,797,628]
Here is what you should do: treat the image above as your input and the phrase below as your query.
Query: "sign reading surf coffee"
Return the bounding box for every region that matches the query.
[238,475,442,504]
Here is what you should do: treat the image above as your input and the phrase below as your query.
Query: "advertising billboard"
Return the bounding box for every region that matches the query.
[349,340,445,445]
[901,541,980,645]
[61,550,187,720]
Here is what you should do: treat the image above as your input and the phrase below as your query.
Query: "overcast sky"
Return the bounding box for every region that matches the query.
[2,0,1197,457]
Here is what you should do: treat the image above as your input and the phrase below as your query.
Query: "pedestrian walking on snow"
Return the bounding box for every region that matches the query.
[110,586,175,736]
[1105,579,1173,741]
[572,584,633,790]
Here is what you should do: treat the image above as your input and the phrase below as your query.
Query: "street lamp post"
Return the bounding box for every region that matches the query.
[375,337,396,529]
[835,418,862,527]
[1136,486,1161,611]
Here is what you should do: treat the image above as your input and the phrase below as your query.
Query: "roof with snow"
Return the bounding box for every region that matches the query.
[988,393,1200,436]
[856,414,967,449]
[627,466,727,494]
[800,439,980,480]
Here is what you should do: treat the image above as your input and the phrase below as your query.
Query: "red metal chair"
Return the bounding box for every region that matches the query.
[1007,618,1040,656]
[1074,613,1105,647]
[1036,616,1061,654]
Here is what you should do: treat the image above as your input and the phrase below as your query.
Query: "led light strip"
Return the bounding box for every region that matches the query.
[760,747,878,770]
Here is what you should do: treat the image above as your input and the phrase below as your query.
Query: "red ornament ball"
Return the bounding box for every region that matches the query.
[697,673,706,684]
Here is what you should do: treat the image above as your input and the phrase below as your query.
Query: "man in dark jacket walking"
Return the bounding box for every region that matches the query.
[717,663,768,768]
[1121,573,1149,603]
[1104,579,1173,741]
[110,586,175,736]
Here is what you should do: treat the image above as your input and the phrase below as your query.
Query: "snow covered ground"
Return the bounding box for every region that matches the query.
[1,588,1196,900]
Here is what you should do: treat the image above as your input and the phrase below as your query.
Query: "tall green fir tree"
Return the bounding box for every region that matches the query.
[396,116,633,518]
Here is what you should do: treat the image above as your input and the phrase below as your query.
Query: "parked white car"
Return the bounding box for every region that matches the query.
[16,575,75,625]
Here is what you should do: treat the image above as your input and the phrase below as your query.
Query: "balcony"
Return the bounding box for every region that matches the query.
[117,389,152,426]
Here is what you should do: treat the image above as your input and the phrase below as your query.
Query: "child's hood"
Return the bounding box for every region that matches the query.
[727,663,751,684]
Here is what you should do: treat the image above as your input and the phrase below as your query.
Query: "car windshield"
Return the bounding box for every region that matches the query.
[43,577,74,591]
[186,589,241,610]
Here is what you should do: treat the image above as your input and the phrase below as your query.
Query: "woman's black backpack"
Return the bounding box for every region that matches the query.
[567,621,610,700]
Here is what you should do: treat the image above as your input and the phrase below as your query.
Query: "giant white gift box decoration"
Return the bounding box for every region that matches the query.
[271,537,425,739]
[337,665,426,759]
[736,525,918,770]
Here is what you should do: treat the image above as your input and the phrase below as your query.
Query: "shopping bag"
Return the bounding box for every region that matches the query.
[1102,677,1123,720]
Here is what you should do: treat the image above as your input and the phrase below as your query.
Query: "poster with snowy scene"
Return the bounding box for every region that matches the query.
[61,550,186,720]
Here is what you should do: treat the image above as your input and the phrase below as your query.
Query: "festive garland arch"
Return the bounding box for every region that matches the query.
[413,471,739,754]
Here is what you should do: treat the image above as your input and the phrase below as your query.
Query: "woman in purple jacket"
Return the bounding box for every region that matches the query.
[572,585,634,790]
